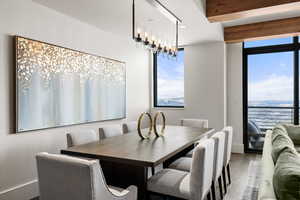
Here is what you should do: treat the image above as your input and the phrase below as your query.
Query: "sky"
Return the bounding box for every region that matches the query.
[247,37,297,102]
[156,37,298,103]
[157,50,184,100]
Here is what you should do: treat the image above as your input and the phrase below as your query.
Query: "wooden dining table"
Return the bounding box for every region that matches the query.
[61,125,214,200]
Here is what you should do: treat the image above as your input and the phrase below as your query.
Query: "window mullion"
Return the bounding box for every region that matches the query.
[294,37,299,125]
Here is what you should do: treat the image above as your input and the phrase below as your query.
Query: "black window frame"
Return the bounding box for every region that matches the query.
[153,48,185,108]
[243,36,300,153]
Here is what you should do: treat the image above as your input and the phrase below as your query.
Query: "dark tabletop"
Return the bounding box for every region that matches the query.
[61,125,214,167]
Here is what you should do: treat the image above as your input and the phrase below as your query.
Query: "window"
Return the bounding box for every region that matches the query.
[243,37,300,152]
[244,37,293,48]
[153,49,184,107]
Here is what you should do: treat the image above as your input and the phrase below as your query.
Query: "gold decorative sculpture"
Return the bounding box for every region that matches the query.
[153,111,166,137]
[137,111,166,139]
[137,112,153,139]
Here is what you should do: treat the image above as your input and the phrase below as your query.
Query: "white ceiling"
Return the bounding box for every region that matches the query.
[33,0,224,46]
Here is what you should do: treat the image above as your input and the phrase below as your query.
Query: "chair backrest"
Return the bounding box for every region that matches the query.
[66,130,99,148]
[122,121,138,134]
[190,139,215,200]
[222,126,233,166]
[211,131,226,182]
[99,124,123,139]
[181,119,209,128]
[36,152,113,200]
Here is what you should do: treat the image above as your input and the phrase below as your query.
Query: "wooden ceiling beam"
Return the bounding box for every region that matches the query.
[224,16,300,43]
[207,0,300,22]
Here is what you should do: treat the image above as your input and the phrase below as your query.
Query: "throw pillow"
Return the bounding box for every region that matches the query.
[273,147,300,200]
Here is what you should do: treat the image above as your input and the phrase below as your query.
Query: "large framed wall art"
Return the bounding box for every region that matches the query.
[16,36,126,132]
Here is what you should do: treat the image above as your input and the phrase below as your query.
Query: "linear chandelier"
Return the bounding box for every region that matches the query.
[132,0,182,57]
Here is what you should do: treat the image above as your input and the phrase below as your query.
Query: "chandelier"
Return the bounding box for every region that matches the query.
[132,0,182,58]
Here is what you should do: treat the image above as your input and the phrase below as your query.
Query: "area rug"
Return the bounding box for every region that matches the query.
[241,160,262,200]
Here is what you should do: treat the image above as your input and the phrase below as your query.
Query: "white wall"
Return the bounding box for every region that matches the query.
[0,1,244,199]
[0,1,150,199]
[151,42,227,132]
[226,43,244,153]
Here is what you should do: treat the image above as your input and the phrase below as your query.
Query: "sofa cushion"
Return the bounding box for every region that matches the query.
[273,147,300,200]
[295,145,300,153]
[271,124,288,142]
[282,124,300,145]
[258,131,277,200]
[271,133,294,164]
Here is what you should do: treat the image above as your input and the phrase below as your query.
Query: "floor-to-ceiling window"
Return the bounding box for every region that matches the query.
[243,37,300,152]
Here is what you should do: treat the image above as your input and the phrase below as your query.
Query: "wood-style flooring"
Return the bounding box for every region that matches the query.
[224,153,261,200]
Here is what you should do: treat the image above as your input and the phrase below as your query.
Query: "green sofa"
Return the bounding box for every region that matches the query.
[258,125,300,200]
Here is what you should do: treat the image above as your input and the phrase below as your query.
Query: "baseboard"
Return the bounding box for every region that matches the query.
[232,143,244,154]
[0,180,39,200]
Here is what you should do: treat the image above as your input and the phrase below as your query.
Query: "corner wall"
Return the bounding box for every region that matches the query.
[151,41,245,153]
[0,1,150,199]
[226,43,244,153]
[151,42,227,132]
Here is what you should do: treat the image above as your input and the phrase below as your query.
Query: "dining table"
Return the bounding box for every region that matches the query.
[61,125,214,200]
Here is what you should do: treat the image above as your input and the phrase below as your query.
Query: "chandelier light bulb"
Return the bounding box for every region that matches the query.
[144,33,150,46]
[132,0,180,57]
[163,46,168,53]
[151,40,156,50]
[136,27,142,42]
[158,43,162,53]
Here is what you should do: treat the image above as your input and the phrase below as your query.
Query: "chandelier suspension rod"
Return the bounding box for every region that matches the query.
[146,0,182,24]
[176,21,178,50]
[132,0,181,57]
[132,0,136,40]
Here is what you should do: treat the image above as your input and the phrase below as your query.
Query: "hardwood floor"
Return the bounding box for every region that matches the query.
[224,153,261,200]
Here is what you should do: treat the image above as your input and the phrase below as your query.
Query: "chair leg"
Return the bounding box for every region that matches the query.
[218,176,223,200]
[227,163,231,185]
[151,167,155,176]
[222,166,227,194]
[146,192,150,200]
[211,181,216,200]
[207,191,211,200]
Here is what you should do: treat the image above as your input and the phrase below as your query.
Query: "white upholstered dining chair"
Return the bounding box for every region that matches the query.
[221,126,233,194]
[122,121,138,134]
[181,118,210,158]
[66,129,99,148]
[211,131,226,200]
[147,139,215,200]
[99,124,123,139]
[169,131,226,200]
[36,152,137,200]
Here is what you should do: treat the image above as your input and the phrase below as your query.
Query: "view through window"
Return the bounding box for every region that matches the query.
[244,36,300,152]
[154,49,184,107]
